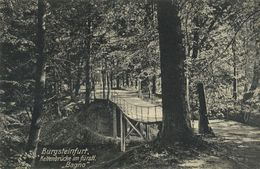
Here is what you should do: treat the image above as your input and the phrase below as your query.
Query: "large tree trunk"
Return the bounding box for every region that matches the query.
[157,0,193,144]
[85,18,92,108]
[26,0,46,166]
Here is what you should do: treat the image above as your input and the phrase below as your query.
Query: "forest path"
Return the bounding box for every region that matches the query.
[187,120,260,169]
[210,120,260,169]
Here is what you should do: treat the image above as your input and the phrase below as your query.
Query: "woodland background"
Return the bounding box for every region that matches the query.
[0,0,259,168]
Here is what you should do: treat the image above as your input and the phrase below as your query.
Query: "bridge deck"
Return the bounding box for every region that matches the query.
[111,89,162,123]
[90,87,163,123]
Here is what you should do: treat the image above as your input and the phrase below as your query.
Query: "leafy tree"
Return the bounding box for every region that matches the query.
[26,0,46,166]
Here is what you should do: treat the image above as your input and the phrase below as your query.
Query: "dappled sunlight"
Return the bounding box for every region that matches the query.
[179,155,235,169]
[1,0,259,168]
[194,119,260,143]
[179,159,206,168]
[192,119,260,168]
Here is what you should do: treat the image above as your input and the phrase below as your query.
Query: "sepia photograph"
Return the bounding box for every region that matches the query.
[0,0,259,168]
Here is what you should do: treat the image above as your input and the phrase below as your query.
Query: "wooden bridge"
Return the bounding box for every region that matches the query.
[91,88,163,152]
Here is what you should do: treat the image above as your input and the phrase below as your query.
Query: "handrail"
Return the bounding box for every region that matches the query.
[111,90,162,108]
[110,90,162,122]
[90,87,162,122]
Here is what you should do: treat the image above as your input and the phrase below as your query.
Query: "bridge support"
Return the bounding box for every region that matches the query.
[110,89,162,152]
[146,124,150,140]
[120,112,126,152]
[112,105,117,138]
[120,112,150,152]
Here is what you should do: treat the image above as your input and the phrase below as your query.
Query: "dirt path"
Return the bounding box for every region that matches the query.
[185,120,260,169]
[209,120,260,169]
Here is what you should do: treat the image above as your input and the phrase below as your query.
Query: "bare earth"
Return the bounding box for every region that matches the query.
[181,120,260,169]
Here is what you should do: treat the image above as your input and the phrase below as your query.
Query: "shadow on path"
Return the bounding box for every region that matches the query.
[188,120,260,169]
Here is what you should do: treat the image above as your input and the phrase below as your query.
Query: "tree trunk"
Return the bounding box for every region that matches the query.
[75,54,83,96]
[102,70,106,99]
[116,75,120,89]
[148,80,152,99]
[144,0,153,28]
[126,73,129,87]
[85,19,92,108]
[122,74,125,87]
[26,0,46,166]
[242,44,259,101]
[191,15,200,59]
[135,78,138,89]
[152,75,156,94]
[138,78,142,98]
[186,77,191,114]
[91,73,96,100]
[197,82,212,134]
[54,79,61,117]
[242,61,259,102]
[130,76,134,87]
[157,0,192,144]
[232,40,237,100]
[240,0,259,122]
[107,72,111,100]
[249,60,260,91]
[69,64,75,101]
[110,71,113,89]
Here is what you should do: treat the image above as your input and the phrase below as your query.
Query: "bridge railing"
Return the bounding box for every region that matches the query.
[110,90,162,123]
[88,88,162,123]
